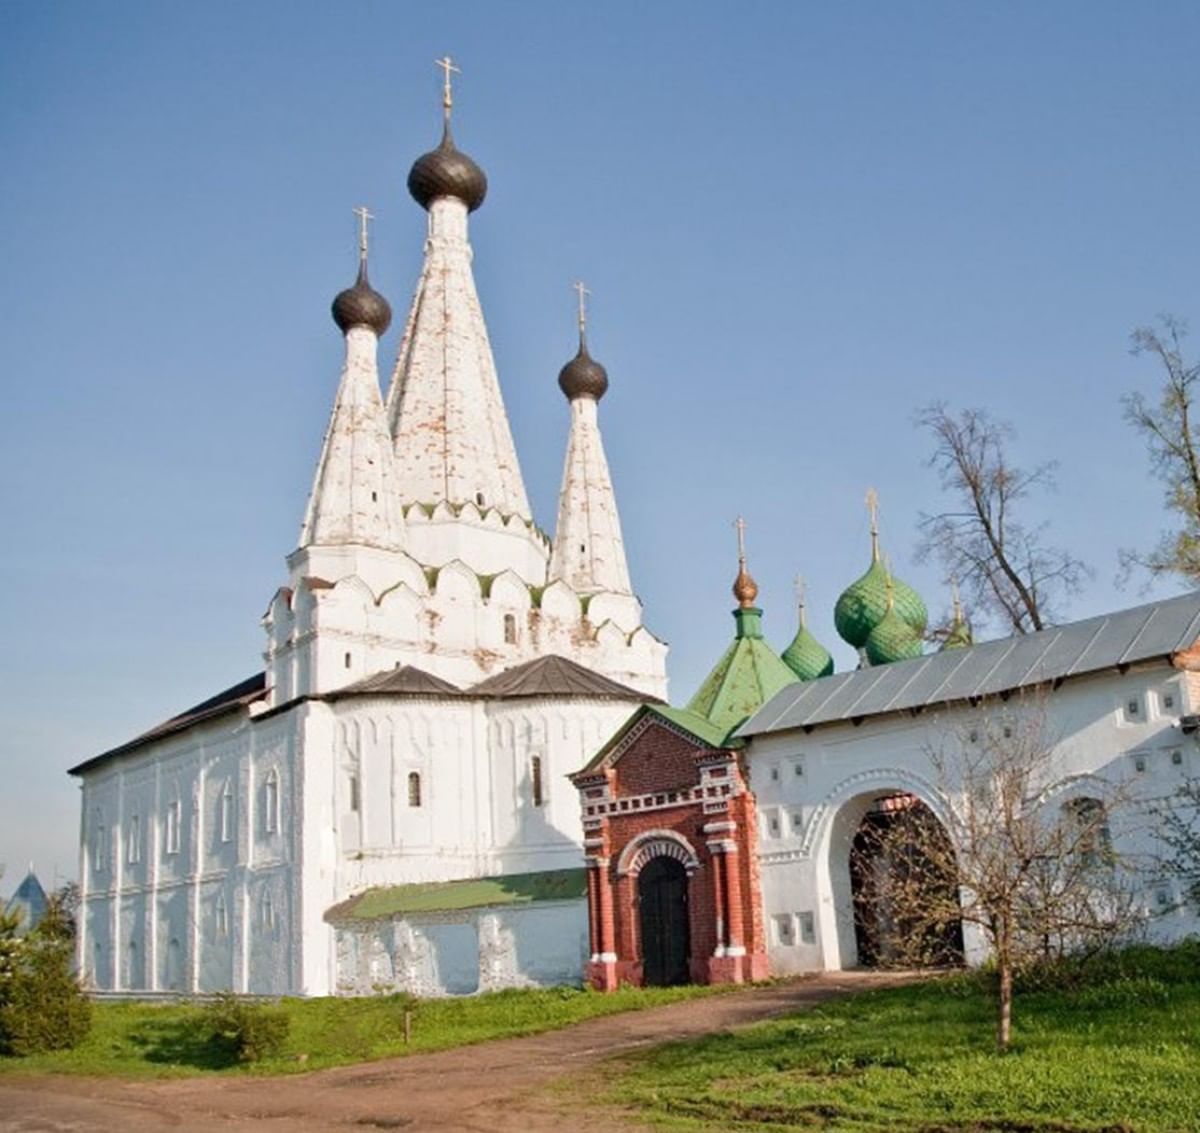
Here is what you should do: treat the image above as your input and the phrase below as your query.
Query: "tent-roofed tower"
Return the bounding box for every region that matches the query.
[386,58,547,583]
[686,519,799,739]
[548,284,634,598]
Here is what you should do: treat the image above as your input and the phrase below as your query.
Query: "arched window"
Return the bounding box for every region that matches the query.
[1064,797,1112,867]
[408,771,422,808]
[503,612,518,645]
[220,781,234,843]
[531,755,544,808]
[263,769,279,834]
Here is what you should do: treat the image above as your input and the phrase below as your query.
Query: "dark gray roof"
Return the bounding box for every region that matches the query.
[332,664,463,698]
[70,673,267,775]
[470,654,657,701]
[739,591,1200,738]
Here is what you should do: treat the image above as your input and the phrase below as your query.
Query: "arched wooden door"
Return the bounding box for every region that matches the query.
[638,856,690,986]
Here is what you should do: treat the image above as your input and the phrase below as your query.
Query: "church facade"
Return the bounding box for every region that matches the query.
[70,82,666,997]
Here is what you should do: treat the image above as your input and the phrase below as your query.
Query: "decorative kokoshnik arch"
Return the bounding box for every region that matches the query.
[616,829,702,877]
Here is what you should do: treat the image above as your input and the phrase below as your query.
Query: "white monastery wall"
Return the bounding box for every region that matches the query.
[749,662,1200,977]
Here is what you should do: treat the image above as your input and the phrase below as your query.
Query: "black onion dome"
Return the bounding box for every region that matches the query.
[332,262,392,336]
[407,124,488,212]
[558,341,609,401]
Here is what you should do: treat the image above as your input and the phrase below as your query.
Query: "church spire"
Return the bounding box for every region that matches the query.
[387,61,531,528]
[299,210,405,552]
[549,284,633,595]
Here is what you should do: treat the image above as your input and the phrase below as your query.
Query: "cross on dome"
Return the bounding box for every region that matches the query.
[573,280,591,343]
[353,205,374,260]
[732,516,759,609]
[435,55,461,120]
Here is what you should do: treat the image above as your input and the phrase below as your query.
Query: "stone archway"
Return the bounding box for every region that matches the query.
[813,773,961,971]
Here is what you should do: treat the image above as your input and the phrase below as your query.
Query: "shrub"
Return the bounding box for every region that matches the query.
[201,992,289,1063]
[0,903,91,1056]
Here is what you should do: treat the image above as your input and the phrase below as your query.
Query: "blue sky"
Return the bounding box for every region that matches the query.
[2,1,1198,887]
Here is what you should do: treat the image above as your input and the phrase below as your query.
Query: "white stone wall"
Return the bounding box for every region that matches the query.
[332,899,588,997]
[748,662,1200,976]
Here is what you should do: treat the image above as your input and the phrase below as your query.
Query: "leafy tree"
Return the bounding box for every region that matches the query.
[1122,316,1200,583]
[1156,778,1200,908]
[0,894,91,1056]
[916,404,1089,636]
[856,699,1141,1051]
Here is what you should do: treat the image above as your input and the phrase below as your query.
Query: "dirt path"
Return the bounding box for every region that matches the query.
[0,971,920,1132]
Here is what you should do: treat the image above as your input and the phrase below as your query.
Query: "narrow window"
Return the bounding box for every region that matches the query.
[371,491,377,502]
[215,893,228,937]
[476,491,485,506]
[1172,749,1184,766]
[220,781,234,843]
[261,890,275,929]
[1127,698,1141,719]
[793,762,804,776]
[531,756,543,807]
[344,652,352,669]
[127,815,141,864]
[798,911,816,944]
[770,766,780,781]
[349,773,360,813]
[1163,693,1176,711]
[503,612,518,645]
[165,801,181,854]
[1065,797,1112,867]
[408,771,422,808]
[94,816,107,873]
[264,769,279,834]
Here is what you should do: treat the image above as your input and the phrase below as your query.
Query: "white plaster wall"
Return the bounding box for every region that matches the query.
[333,898,587,997]
[749,663,1200,976]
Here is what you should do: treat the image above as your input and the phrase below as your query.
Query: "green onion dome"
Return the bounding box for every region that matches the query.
[865,603,924,665]
[834,552,928,648]
[781,588,834,681]
[940,588,973,651]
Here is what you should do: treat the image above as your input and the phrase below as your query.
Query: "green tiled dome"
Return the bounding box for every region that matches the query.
[834,554,928,648]
[940,606,973,651]
[782,622,834,681]
[865,605,924,665]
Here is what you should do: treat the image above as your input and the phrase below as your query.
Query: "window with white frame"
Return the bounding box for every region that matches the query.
[773,914,796,946]
[797,911,816,944]
[263,768,279,834]
[1063,797,1112,867]
[164,801,181,855]
[126,814,141,864]
[503,612,518,645]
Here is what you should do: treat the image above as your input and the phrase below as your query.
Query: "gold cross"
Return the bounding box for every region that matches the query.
[573,280,590,338]
[435,55,461,119]
[734,516,748,564]
[865,486,880,534]
[794,574,806,608]
[353,205,373,260]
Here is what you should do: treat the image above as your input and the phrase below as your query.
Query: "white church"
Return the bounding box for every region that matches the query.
[71,75,667,997]
[72,72,1200,1001]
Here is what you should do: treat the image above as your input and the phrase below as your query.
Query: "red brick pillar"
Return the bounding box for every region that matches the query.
[587,858,618,991]
[615,871,641,985]
[724,844,745,955]
[710,849,726,955]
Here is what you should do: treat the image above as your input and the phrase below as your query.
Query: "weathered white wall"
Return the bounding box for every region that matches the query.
[750,662,1200,976]
[333,899,588,996]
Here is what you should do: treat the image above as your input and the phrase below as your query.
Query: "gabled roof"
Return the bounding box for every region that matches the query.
[330,665,463,698]
[740,590,1200,738]
[69,673,267,775]
[469,654,656,701]
[573,702,732,779]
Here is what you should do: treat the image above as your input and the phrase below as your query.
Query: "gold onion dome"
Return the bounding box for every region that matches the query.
[408,123,488,213]
[332,258,392,337]
[733,563,759,608]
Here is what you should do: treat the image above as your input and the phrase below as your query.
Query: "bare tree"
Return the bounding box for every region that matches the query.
[854,700,1141,1051]
[916,404,1089,636]
[1122,316,1200,584]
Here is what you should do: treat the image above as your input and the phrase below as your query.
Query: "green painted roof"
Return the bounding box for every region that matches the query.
[575,702,734,777]
[686,606,799,741]
[834,545,928,649]
[781,621,835,682]
[865,605,924,665]
[327,868,587,921]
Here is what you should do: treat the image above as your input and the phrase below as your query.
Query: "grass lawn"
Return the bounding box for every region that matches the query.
[601,942,1200,1133]
[0,981,730,1079]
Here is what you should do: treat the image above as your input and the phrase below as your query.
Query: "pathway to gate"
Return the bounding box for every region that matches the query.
[0,970,921,1133]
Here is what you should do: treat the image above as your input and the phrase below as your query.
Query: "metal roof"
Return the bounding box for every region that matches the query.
[469,654,656,701]
[738,591,1200,738]
[331,665,463,698]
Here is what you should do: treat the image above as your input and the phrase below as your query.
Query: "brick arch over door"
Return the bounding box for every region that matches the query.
[616,829,701,877]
